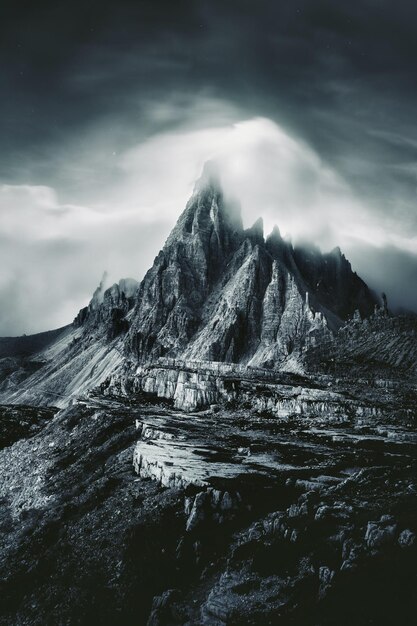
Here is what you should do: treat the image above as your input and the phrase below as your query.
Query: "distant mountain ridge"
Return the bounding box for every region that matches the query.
[0,326,70,359]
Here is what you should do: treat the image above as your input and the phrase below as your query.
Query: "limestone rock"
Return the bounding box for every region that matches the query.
[74,276,138,340]
[186,491,209,532]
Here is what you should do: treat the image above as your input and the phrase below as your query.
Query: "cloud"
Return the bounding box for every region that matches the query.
[91,115,417,256]
[1,114,416,335]
[0,184,169,335]
[348,244,417,313]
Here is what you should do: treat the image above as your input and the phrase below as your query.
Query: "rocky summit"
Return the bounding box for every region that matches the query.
[0,167,416,626]
[125,165,376,367]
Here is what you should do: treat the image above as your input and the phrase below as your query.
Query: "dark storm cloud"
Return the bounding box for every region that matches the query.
[1,2,415,175]
[2,1,417,173]
[349,244,417,314]
[0,0,416,333]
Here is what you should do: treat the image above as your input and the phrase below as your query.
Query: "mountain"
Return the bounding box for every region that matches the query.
[125,165,376,367]
[0,326,70,359]
[1,167,416,626]
[0,165,387,407]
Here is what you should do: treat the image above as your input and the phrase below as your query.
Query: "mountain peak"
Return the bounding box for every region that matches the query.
[194,160,222,193]
[268,224,282,240]
[245,217,264,245]
[125,170,378,364]
[330,245,343,259]
[169,163,243,245]
[250,216,264,235]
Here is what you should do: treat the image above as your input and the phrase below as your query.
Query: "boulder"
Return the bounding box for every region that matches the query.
[365,515,397,550]
[398,528,416,548]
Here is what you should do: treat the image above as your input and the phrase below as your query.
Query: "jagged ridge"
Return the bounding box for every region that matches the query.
[125,166,377,369]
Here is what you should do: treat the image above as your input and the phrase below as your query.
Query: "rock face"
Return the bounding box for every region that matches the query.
[126,357,398,414]
[125,165,377,369]
[0,277,138,407]
[74,276,138,340]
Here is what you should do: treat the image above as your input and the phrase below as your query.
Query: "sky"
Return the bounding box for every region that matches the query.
[1,0,417,335]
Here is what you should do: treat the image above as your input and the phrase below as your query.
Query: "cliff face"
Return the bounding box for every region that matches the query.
[125,170,244,361]
[125,168,377,369]
[292,244,376,320]
[74,277,138,340]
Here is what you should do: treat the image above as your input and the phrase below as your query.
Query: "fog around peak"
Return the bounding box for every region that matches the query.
[1,2,417,334]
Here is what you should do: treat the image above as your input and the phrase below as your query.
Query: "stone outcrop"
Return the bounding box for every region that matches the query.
[365,515,398,550]
[125,358,391,415]
[74,276,138,340]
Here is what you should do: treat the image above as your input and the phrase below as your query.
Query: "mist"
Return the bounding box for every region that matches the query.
[1,113,416,336]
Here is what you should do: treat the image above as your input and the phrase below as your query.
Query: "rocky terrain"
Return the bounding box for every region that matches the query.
[0,390,415,625]
[0,167,416,624]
